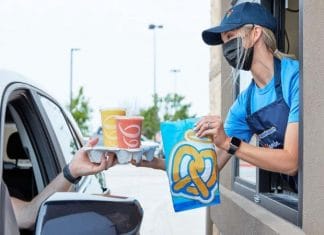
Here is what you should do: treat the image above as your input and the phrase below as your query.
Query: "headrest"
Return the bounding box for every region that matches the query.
[6,132,28,160]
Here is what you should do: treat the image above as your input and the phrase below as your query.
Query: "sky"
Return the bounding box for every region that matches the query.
[0,0,211,132]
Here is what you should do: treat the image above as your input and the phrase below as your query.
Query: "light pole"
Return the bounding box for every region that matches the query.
[70,48,80,109]
[170,69,181,94]
[148,24,163,105]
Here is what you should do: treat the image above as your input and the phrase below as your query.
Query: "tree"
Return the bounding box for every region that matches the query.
[68,86,92,136]
[67,87,108,191]
[162,93,194,121]
[140,94,161,139]
[140,93,195,139]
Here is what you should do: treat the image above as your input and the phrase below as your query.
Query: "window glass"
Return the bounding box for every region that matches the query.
[238,160,256,184]
[39,96,79,163]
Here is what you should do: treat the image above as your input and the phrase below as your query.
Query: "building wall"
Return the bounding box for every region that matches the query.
[209,0,233,192]
[207,0,324,234]
[301,0,324,234]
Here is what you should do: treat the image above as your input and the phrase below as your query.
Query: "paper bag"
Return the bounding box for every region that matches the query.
[161,118,220,212]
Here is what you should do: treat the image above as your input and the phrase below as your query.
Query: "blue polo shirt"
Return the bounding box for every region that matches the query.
[224,57,299,142]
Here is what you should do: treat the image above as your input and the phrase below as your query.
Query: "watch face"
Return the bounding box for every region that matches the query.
[231,137,241,147]
[227,137,241,155]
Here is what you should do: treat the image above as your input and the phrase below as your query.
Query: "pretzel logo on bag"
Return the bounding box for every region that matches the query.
[168,130,218,203]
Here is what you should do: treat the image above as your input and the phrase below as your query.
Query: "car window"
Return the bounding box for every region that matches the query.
[39,96,79,164]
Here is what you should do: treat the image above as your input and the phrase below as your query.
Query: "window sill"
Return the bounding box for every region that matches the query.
[209,185,304,234]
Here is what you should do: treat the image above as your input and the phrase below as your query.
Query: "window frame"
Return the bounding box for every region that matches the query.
[1,83,79,186]
[231,69,301,226]
[7,105,45,194]
[228,0,302,227]
[4,86,61,184]
[32,91,96,192]
[33,91,83,166]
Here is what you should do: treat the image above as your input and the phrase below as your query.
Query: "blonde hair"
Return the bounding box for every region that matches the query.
[261,27,296,60]
[240,25,296,60]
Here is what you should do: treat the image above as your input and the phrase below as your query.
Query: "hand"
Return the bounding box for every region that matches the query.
[130,157,166,171]
[194,115,230,151]
[69,137,117,178]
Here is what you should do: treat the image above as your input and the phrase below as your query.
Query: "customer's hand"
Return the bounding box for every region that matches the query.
[131,157,166,171]
[69,137,117,178]
[194,115,230,151]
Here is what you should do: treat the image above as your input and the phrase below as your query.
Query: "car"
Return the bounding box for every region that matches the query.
[0,71,143,235]
[93,127,165,158]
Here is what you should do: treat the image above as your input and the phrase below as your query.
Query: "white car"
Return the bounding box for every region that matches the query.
[0,71,143,235]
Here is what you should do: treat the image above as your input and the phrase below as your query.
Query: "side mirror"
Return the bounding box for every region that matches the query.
[35,192,143,235]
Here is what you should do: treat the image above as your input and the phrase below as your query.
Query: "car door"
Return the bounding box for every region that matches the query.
[1,81,65,235]
[2,80,105,192]
[0,78,103,234]
[33,91,106,193]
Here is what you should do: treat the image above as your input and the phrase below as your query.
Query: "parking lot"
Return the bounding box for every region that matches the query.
[104,164,206,235]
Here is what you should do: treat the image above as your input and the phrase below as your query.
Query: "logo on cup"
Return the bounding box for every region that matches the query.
[100,108,126,147]
[116,116,144,149]
[103,116,118,141]
[117,123,141,148]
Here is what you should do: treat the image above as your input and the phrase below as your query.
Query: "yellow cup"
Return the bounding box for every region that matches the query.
[100,108,126,147]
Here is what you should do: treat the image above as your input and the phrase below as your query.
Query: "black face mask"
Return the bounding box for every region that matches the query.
[222,37,254,71]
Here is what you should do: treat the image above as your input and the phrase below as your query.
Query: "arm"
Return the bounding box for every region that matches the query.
[195,116,298,175]
[132,141,241,172]
[11,172,73,229]
[131,157,166,170]
[234,122,298,175]
[132,144,231,172]
[217,149,232,171]
[12,137,114,230]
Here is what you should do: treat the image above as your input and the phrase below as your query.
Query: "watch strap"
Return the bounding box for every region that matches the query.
[63,164,81,184]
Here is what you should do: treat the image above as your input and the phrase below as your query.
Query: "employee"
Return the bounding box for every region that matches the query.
[135,2,299,192]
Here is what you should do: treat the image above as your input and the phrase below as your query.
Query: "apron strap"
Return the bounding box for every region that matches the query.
[246,80,254,116]
[246,58,283,116]
[274,57,283,99]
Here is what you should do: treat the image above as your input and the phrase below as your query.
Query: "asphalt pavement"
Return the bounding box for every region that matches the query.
[104,164,206,235]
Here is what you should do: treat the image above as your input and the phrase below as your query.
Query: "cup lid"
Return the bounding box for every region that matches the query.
[99,107,126,112]
[115,116,144,120]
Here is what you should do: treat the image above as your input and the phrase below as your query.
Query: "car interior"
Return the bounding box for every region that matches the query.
[2,111,39,202]
[2,108,41,235]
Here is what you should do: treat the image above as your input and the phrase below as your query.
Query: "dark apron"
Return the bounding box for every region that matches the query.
[245,58,298,192]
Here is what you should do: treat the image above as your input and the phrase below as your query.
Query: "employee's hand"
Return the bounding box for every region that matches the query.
[194,115,230,151]
[69,137,117,178]
[131,157,166,171]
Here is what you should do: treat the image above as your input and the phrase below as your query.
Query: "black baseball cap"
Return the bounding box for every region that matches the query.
[202,2,277,45]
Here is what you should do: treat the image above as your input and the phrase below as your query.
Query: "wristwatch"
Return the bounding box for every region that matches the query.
[63,164,82,184]
[227,137,242,155]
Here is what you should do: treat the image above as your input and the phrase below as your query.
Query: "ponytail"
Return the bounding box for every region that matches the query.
[262,27,296,60]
